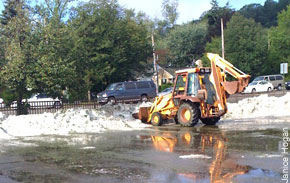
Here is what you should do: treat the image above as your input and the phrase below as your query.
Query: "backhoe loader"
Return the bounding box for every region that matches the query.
[134,53,250,126]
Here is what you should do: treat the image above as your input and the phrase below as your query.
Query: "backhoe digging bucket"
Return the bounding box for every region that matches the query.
[222,81,239,95]
[222,77,250,95]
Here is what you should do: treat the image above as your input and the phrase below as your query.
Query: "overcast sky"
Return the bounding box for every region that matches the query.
[0,0,266,24]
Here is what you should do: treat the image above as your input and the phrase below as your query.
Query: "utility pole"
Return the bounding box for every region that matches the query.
[221,18,225,59]
[151,34,159,93]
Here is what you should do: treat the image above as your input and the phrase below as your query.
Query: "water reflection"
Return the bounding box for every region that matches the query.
[140,126,251,183]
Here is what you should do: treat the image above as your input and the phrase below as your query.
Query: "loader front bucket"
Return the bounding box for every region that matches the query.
[132,106,151,123]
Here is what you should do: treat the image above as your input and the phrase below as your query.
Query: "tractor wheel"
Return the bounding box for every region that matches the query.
[200,117,220,125]
[151,112,163,126]
[177,103,199,127]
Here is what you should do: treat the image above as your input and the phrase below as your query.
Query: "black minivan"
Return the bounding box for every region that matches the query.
[97,80,156,104]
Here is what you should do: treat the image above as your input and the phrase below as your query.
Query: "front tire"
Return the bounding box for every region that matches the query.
[177,103,199,127]
[200,117,220,125]
[278,85,282,91]
[251,88,256,93]
[267,87,272,92]
[151,112,163,126]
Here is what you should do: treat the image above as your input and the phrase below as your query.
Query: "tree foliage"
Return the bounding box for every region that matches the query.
[162,0,179,27]
[269,4,290,78]
[201,0,234,41]
[70,0,151,97]
[165,22,207,67]
[0,0,34,114]
[224,14,268,78]
[239,0,290,27]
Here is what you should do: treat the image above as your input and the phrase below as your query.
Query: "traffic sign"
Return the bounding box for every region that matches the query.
[280,63,288,74]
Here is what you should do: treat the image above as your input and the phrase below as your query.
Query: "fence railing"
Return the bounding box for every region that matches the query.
[0,100,101,116]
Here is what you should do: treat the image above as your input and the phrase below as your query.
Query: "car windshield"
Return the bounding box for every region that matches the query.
[253,76,263,81]
[105,84,117,91]
[249,81,258,85]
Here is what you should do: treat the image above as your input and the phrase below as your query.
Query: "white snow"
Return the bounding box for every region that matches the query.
[0,103,149,138]
[225,93,290,119]
[179,154,212,159]
[0,93,289,139]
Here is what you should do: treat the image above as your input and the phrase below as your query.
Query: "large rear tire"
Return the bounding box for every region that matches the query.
[151,112,163,126]
[200,117,220,125]
[177,103,199,127]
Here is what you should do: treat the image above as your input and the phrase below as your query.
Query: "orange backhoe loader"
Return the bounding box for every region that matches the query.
[134,53,250,126]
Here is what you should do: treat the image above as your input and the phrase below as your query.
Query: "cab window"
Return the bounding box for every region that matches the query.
[174,75,186,95]
[187,73,200,96]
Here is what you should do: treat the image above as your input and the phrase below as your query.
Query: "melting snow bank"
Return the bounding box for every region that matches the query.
[225,93,290,119]
[0,104,149,138]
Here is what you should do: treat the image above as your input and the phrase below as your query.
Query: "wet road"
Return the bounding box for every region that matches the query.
[0,117,289,183]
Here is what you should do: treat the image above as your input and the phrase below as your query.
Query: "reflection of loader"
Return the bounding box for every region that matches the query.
[141,126,250,183]
[135,53,250,126]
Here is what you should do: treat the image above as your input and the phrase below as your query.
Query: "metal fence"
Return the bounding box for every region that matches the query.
[0,101,101,116]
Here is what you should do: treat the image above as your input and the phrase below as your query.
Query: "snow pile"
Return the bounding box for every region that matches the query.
[0,103,149,138]
[225,93,290,119]
[0,112,6,121]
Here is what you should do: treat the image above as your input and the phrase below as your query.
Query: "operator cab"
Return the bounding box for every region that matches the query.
[173,68,217,104]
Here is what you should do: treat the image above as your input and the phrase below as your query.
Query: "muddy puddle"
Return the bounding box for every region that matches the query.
[0,119,288,183]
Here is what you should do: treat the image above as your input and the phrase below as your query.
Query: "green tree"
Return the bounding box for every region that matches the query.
[201,0,234,41]
[0,0,34,114]
[70,0,151,99]
[165,22,208,67]
[269,4,290,79]
[224,14,268,77]
[203,36,222,66]
[239,0,290,27]
[0,0,21,25]
[31,0,76,98]
[162,0,179,27]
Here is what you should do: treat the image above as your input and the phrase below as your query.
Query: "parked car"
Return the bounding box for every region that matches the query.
[0,98,5,108]
[97,80,156,104]
[11,93,62,109]
[243,81,274,93]
[285,81,290,90]
[253,74,284,90]
[158,87,173,96]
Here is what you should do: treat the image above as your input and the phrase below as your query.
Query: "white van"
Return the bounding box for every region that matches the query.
[253,74,284,90]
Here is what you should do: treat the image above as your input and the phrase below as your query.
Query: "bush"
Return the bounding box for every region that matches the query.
[159,83,173,92]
